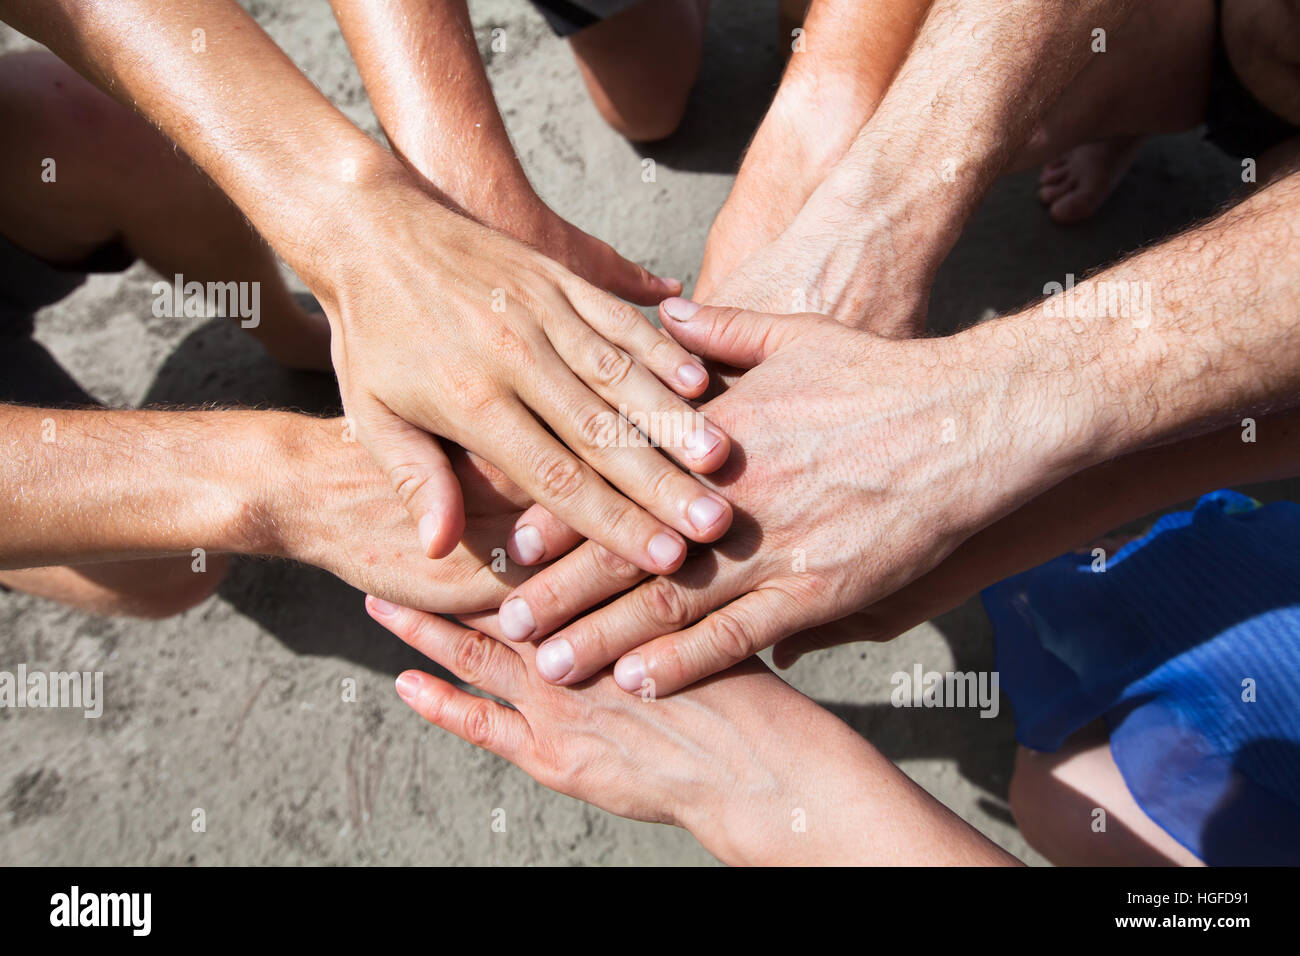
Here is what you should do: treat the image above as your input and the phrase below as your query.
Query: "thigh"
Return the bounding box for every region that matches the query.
[0,50,183,264]
[1009,721,1204,867]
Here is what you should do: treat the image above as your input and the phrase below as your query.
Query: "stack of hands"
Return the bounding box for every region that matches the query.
[8,0,1300,865]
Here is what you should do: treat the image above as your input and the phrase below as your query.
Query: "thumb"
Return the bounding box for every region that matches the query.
[659,298,824,369]
[569,231,681,306]
[356,402,466,559]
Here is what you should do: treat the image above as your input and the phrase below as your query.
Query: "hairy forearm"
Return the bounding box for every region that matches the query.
[812,0,1138,273]
[979,169,1300,477]
[0,405,289,568]
[0,0,420,293]
[870,407,1300,637]
[331,0,533,224]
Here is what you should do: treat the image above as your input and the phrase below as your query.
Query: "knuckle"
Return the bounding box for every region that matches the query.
[536,454,586,502]
[598,502,641,546]
[452,632,495,685]
[535,744,583,795]
[592,346,635,389]
[464,698,498,747]
[523,573,564,623]
[575,406,619,451]
[642,464,679,505]
[447,370,508,421]
[387,463,430,510]
[593,545,642,582]
[605,303,644,337]
[642,578,692,630]
[646,335,679,367]
[486,321,537,368]
[422,683,450,725]
[566,617,614,663]
[784,572,831,604]
[707,610,756,662]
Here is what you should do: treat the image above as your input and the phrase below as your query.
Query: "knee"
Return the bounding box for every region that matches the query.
[571,0,706,142]
[0,555,230,621]
[113,556,231,620]
[594,92,693,143]
[9,50,176,172]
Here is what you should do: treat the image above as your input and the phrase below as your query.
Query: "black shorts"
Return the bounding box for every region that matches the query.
[529,0,640,36]
[1204,0,1300,159]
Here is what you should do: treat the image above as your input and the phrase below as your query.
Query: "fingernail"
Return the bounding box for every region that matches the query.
[683,427,721,460]
[536,638,574,682]
[677,363,707,389]
[395,671,423,701]
[662,297,701,322]
[688,496,727,533]
[648,533,685,570]
[368,596,398,618]
[500,598,537,642]
[614,654,646,693]
[660,276,683,291]
[509,524,544,564]
[418,512,439,556]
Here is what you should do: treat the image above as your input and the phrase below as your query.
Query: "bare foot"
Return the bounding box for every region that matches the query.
[1037,136,1145,223]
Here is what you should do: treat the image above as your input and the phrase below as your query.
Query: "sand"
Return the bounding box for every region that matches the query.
[0,0,1275,865]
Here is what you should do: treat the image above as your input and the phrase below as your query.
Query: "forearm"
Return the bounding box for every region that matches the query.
[330,0,535,225]
[873,407,1300,636]
[742,0,931,202]
[0,0,422,294]
[697,0,931,296]
[808,0,1138,280]
[691,707,1016,866]
[0,405,286,568]
[981,169,1300,479]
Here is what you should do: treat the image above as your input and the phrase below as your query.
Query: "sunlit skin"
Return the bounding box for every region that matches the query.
[0,409,567,615]
[502,169,1300,697]
[366,598,1019,866]
[0,0,732,575]
[329,0,688,300]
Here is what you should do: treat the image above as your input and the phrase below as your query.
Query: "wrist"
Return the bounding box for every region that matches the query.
[282,145,444,310]
[753,64,880,200]
[950,307,1120,490]
[675,699,880,866]
[234,413,338,562]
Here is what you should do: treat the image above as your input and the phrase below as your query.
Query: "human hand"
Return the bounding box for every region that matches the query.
[331,0,678,306]
[263,416,569,613]
[367,599,1009,865]
[494,299,1078,695]
[320,177,734,573]
[700,186,933,338]
[448,179,681,308]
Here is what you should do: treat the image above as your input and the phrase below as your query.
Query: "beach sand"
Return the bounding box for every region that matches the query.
[0,0,1273,865]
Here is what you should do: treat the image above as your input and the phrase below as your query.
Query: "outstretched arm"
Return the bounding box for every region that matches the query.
[499,167,1300,696]
[0,0,734,576]
[330,0,675,302]
[0,406,566,613]
[369,601,1018,866]
[777,406,1300,664]
[710,0,1139,334]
